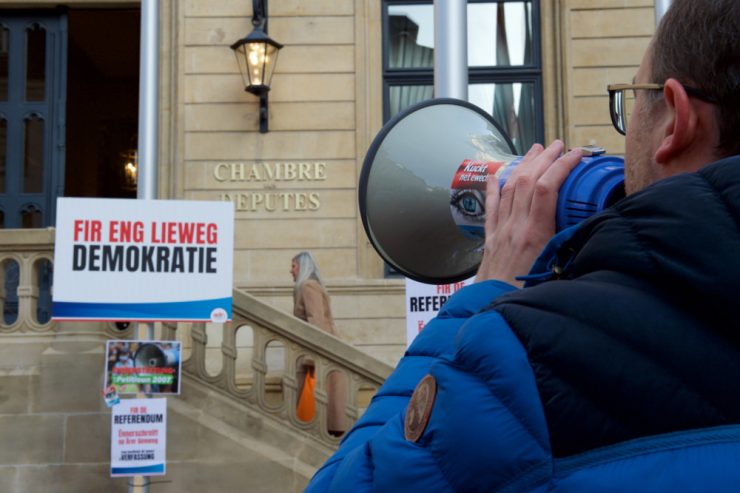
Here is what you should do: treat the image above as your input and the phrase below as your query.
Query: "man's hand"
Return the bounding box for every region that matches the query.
[475,140,583,286]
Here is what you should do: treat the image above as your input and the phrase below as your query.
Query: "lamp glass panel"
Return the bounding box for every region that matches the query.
[246,42,267,86]
[262,43,279,87]
[233,47,250,88]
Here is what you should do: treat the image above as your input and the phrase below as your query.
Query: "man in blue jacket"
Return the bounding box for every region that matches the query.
[308,0,740,490]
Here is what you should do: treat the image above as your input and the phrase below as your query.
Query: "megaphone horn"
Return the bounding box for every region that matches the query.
[133,343,179,368]
[358,98,624,285]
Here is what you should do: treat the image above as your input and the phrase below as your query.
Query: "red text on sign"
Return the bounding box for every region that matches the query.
[109,221,145,243]
[73,220,102,242]
[150,222,218,245]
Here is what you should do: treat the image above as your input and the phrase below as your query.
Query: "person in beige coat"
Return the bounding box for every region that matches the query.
[291,251,346,435]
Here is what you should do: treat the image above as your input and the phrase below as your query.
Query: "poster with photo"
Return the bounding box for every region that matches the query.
[105,340,182,395]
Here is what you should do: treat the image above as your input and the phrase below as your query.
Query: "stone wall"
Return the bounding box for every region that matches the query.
[173,0,408,365]
[563,0,655,154]
[0,330,317,493]
[179,0,367,284]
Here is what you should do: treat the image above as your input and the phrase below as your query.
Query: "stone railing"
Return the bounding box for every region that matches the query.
[0,228,56,333]
[0,229,394,450]
[164,288,394,448]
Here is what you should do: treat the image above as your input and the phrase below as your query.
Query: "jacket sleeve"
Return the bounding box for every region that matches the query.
[304,280,518,493]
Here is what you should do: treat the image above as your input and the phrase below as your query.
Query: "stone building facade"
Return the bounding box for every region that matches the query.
[0,1,658,491]
[0,0,654,362]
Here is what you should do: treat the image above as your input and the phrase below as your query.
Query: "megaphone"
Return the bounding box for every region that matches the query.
[359,98,625,284]
[134,343,179,368]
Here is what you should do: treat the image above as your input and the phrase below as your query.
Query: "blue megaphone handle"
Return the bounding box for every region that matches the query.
[495,155,625,231]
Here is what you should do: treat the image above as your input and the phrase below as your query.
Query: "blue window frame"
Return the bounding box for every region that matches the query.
[0,12,67,229]
[0,11,65,324]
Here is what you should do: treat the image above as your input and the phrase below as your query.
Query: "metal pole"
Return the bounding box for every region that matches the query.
[130,2,159,492]
[434,0,468,100]
[138,0,159,202]
[654,0,672,26]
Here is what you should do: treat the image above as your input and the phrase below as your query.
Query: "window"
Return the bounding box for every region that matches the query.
[383,0,543,155]
[0,14,66,229]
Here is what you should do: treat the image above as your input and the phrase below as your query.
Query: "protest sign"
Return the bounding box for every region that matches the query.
[52,198,233,322]
[111,398,167,477]
[405,277,473,347]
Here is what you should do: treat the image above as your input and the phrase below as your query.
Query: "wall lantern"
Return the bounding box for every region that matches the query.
[122,150,138,190]
[231,0,283,133]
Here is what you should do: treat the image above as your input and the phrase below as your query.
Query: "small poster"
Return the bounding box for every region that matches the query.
[405,277,473,347]
[111,398,167,477]
[105,340,182,395]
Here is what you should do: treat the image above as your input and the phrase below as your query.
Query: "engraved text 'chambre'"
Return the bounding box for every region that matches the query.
[213,162,327,212]
[213,162,327,182]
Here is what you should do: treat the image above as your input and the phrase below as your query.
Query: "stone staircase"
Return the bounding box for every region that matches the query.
[0,229,394,492]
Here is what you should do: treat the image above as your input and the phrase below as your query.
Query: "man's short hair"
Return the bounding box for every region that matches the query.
[651,0,739,157]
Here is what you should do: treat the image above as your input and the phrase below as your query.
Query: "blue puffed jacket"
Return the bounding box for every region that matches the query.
[306,155,740,492]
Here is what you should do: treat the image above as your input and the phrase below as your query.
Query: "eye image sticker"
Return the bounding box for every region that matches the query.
[449,160,505,239]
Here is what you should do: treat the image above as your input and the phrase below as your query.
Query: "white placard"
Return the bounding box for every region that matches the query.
[405,277,473,347]
[52,198,234,322]
[111,398,167,477]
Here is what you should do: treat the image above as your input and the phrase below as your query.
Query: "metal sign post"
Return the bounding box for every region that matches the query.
[434,0,468,100]
[133,0,159,491]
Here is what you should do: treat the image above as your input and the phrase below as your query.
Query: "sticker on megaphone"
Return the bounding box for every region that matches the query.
[449,152,625,240]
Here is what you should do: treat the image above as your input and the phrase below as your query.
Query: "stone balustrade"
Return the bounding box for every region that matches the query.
[0,228,56,333]
[165,287,393,447]
[0,228,394,450]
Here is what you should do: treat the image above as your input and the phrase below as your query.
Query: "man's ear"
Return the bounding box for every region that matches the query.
[653,78,698,165]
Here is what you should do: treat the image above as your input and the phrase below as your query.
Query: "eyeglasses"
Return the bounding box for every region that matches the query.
[607,83,719,135]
